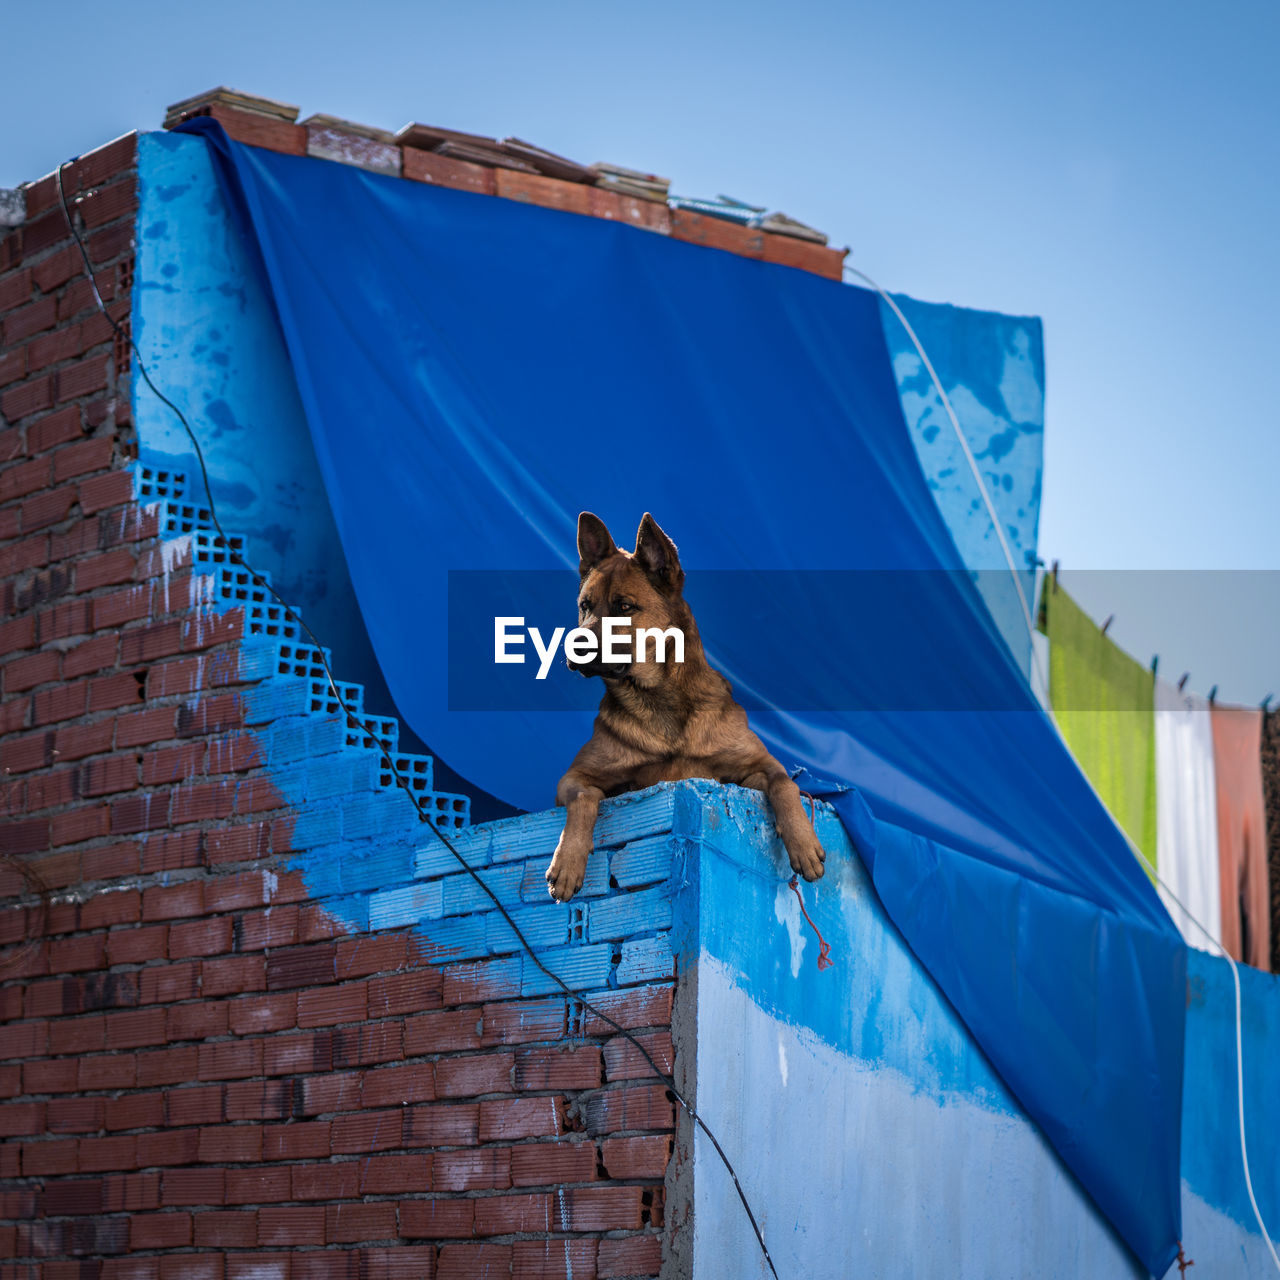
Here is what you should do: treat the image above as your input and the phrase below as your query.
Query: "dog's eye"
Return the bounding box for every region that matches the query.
[579,600,592,615]
[613,600,636,614]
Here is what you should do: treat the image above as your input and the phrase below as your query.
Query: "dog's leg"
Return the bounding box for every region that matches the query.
[746,763,825,882]
[547,772,604,902]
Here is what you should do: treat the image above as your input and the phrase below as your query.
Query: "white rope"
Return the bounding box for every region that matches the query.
[844,262,1280,1271]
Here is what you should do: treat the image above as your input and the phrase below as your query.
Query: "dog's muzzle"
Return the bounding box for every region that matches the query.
[567,658,631,680]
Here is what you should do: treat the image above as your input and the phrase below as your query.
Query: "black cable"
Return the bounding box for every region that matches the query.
[56,160,779,1278]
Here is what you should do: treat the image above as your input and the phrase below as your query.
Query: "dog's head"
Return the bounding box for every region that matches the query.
[570,512,688,684]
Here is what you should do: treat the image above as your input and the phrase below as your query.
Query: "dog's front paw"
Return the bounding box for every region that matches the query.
[545,838,588,903]
[783,824,826,883]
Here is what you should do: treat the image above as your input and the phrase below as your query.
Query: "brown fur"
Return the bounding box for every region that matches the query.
[545,512,826,901]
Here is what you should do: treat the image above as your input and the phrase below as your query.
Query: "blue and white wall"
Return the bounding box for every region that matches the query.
[678,780,1280,1279]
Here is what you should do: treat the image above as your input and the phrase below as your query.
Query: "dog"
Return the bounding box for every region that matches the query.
[545,511,827,901]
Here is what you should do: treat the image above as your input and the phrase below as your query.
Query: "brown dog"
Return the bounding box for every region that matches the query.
[545,512,826,901]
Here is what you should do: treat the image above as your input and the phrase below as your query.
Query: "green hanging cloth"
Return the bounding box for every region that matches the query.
[1043,583,1158,872]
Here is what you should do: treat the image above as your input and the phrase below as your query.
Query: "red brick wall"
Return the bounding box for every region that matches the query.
[1,133,674,1279]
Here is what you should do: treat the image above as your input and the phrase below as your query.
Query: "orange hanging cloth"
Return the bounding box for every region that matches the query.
[1210,705,1272,970]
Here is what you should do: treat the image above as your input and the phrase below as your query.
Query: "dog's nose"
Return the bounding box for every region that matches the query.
[567,657,629,679]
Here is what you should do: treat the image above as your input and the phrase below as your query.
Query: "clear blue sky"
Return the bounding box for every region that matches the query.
[4,0,1277,700]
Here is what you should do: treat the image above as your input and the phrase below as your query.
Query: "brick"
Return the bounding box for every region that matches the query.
[0,614,35,655]
[509,1141,597,1188]
[405,1008,484,1056]
[55,354,109,403]
[403,149,496,196]
[356,1152,431,1195]
[4,295,58,344]
[93,583,151,629]
[138,828,203,873]
[495,169,591,216]
[404,1102,479,1147]
[481,999,566,1046]
[27,404,83,452]
[195,1211,257,1249]
[80,175,137,228]
[75,546,136,590]
[163,1167,226,1207]
[160,1255,225,1280]
[33,678,88,724]
[221,1079,288,1123]
[515,1045,602,1091]
[239,903,299,951]
[0,265,32,310]
[597,1235,661,1278]
[400,1197,475,1239]
[166,1085,223,1127]
[142,880,203,920]
[107,924,167,965]
[119,705,179,748]
[291,1162,360,1202]
[581,1085,674,1137]
[197,1040,263,1082]
[473,1192,553,1237]
[433,1148,511,1193]
[437,1244,512,1279]
[79,1133,138,1172]
[79,469,133,514]
[0,372,54,421]
[586,187,670,234]
[53,717,114,761]
[361,1061,436,1107]
[168,1000,229,1042]
[3,649,58,691]
[169,915,233,959]
[228,992,296,1036]
[79,887,140,928]
[203,954,265,997]
[434,1053,512,1099]
[197,1125,262,1163]
[600,1134,670,1181]
[53,435,114,484]
[0,456,51,502]
[330,1108,403,1154]
[135,1045,198,1088]
[264,1030,328,1076]
[760,231,846,280]
[325,1202,397,1244]
[360,1246,439,1280]
[601,1031,673,1081]
[105,1007,166,1049]
[670,208,765,258]
[512,1239,599,1279]
[0,1101,44,1135]
[561,1185,645,1232]
[261,1118,329,1160]
[580,985,673,1034]
[105,1092,165,1131]
[266,944,337,990]
[258,1205,324,1247]
[79,751,138,795]
[23,486,81,537]
[0,345,25,388]
[194,104,306,155]
[21,1136,77,1175]
[63,632,118,677]
[49,933,105,973]
[30,245,80,293]
[480,1096,565,1143]
[130,1212,192,1250]
[91,669,147,711]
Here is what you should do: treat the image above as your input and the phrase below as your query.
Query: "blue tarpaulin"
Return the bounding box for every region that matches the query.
[178,119,1186,1276]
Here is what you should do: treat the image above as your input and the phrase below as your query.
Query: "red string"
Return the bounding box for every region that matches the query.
[789,791,833,971]
[1176,1244,1194,1274]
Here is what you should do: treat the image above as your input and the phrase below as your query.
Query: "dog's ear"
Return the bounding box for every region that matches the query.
[577,512,618,576]
[634,513,684,592]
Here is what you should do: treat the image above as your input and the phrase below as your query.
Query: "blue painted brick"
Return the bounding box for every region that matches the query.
[485,810,566,863]
[369,881,444,930]
[519,849,608,902]
[586,887,672,943]
[615,935,673,985]
[243,678,311,724]
[289,804,343,848]
[341,842,420,894]
[414,915,489,963]
[592,787,676,848]
[487,903,572,955]
[306,753,380,802]
[414,841,477,880]
[342,792,419,842]
[521,943,614,996]
[610,835,674,889]
[236,641,281,681]
[267,715,313,764]
[442,864,524,917]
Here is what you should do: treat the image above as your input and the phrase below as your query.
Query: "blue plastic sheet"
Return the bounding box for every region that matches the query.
[178,119,1185,1275]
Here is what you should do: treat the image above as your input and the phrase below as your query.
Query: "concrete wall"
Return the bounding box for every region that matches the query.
[676,780,1280,1278]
